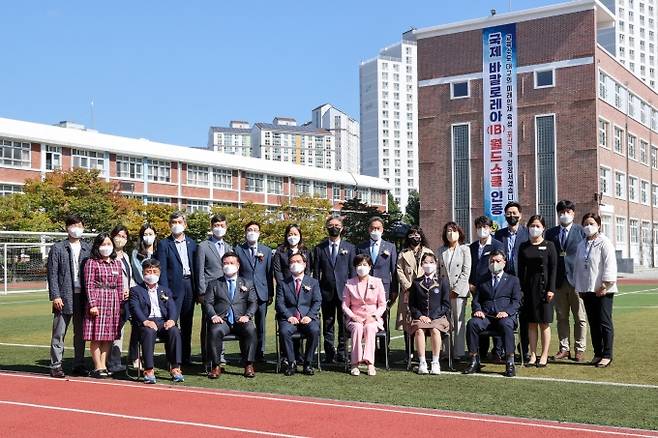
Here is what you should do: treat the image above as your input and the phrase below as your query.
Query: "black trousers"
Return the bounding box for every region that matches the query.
[254,299,268,357]
[173,277,195,363]
[467,316,516,358]
[321,293,345,356]
[138,318,182,370]
[208,320,257,365]
[279,319,320,365]
[582,292,614,359]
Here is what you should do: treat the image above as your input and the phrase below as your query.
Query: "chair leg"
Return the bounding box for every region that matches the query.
[406,332,412,371]
[275,322,280,374]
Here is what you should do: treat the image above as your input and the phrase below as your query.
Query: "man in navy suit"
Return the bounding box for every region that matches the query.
[235,221,273,362]
[129,259,183,384]
[468,215,504,290]
[545,200,587,361]
[276,252,322,376]
[356,216,398,301]
[313,216,355,363]
[463,250,521,377]
[155,211,198,365]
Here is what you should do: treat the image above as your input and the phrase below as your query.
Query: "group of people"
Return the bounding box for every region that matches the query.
[47,198,617,382]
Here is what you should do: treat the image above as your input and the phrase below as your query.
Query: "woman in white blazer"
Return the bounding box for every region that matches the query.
[574,213,617,368]
[437,222,471,359]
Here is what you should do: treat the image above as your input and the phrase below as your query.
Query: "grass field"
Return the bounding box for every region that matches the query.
[1,284,657,430]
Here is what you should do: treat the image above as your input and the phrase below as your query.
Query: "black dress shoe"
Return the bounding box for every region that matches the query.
[284,363,296,376]
[50,367,65,378]
[302,364,315,376]
[462,357,481,374]
[504,362,516,377]
[335,352,346,364]
[324,352,336,364]
[71,365,90,377]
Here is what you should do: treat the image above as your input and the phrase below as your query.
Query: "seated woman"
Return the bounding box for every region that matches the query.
[341,254,387,376]
[408,253,451,375]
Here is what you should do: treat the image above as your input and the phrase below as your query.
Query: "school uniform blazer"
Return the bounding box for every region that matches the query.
[272,246,312,285]
[573,235,618,294]
[356,239,398,300]
[275,275,322,321]
[468,238,504,286]
[471,272,521,317]
[545,224,586,288]
[204,276,258,321]
[341,276,387,330]
[235,242,274,303]
[195,237,233,297]
[155,235,198,298]
[494,225,530,276]
[438,244,472,298]
[408,276,451,320]
[396,246,434,292]
[129,283,178,324]
[312,239,356,302]
[47,239,92,315]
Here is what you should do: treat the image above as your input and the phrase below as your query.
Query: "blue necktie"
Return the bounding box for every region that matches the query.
[227,279,235,324]
[371,241,378,264]
[493,275,500,291]
[560,228,567,250]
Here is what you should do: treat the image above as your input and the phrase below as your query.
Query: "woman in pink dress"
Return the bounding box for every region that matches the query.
[342,254,387,376]
[83,232,125,378]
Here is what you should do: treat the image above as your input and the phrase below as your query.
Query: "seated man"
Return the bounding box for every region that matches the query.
[129,259,184,384]
[205,251,258,378]
[463,250,521,377]
[275,252,322,376]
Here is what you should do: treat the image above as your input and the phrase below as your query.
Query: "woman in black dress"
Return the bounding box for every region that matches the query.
[518,215,557,367]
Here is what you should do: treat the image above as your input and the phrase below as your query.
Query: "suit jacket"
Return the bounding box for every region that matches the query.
[472,272,521,317]
[47,239,92,315]
[545,223,586,288]
[356,239,398,299]
[129,283,178,324]
[438,244,472,298]
[273,245,312,285]
[468,238,504,286]
[408,275,451,320]
[396,246,434,292]
[204,276,257,321]
[195,237,233,297]
[275,274,322,320]
[155,235,198,298]
[312,239,356,301]
[341,276,387,330]
[235,242,273,302]
[494,225,529,276]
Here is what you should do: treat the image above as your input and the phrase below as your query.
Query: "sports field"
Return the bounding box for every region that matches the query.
[1,284,657,431]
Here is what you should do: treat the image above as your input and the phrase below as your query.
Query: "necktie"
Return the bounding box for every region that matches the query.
[493,275,500,291]
[371,242,378,264]
[294,278,302,320]
[227,279,235,324]
[250,247,256,262]
[217,241,224,258]
[331,243,337,263]
[560,228,567,249]
[424,276,431,287]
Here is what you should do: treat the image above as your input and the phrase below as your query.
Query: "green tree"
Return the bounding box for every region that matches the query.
[278,195,333,248]
[340,197,395,244]
[404,189,420,226]
[387,193,403,224]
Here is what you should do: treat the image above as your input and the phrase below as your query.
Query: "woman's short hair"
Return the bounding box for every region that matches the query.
[420,253,437,264]
[581,212,602,227]
[353,253,373,267]
[403,225,428,249]
[441,221,466,246]
[526,214,546,228]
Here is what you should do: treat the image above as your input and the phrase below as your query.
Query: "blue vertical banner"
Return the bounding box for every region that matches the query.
[482,23,518,228]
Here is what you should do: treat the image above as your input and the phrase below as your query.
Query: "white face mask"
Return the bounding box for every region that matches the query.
[287,235,300,246]
[113,236,127,249]
[212,226,226,238]
[356,265,371,277]
[223,264,239,277]
[584,224,599,237]
[477,228,490,239]
[67,226,84,239]
[422,263,436,275]
[559,213,574,226]
[99,245,114,257]
[370,230,382,241]
[528,226,543,238]
[144,274,159,285]
[489,262,505,275]
[142,235,155,245]
[446,231,459,243]
[289,262,305,275]
[246,231,259,244]
[171,223,185,235]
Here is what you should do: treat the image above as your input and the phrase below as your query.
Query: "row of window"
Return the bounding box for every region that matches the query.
[603,214,656,247]
[598,70,658,129]
[598,119,658,167]
[449,68,555,100]
[600,166,658,206]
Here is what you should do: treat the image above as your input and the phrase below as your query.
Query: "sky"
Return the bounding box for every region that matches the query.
[0,0,559,147]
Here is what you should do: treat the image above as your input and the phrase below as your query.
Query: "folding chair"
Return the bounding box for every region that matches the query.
[405,326,453,371]
[343,309,390,372]
[126,323,169,381]
[477,316,524,366]
[204,325,242,373]
[275,317,322,373]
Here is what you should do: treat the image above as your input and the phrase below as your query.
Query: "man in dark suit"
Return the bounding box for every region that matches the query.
[155,211,198,365]
[356,216,398,301]
[129,258,183,384]
[235,221,273,362]
[545,199,587,361]
[205,251,258,378]
[195,214,233,366]
[468,215,504,290]
[313,216,355,363]
[463,250,521,377]
[276,252,322,376]
[47,214,92,378]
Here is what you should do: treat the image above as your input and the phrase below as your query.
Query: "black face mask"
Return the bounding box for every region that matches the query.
[505,216,519,226]
[327,227,341,237]
[409,236,421,245]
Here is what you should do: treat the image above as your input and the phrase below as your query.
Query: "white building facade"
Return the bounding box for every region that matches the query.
[311,104,360,173]
[207,121,252,156]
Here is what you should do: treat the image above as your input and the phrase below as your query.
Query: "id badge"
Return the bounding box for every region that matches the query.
[111,270,119,276]
[560,251,567,257]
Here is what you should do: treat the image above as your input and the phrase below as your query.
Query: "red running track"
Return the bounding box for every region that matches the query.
[0,372,656,438]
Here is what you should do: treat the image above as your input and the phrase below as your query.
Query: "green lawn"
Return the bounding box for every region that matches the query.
[1,284,657,430]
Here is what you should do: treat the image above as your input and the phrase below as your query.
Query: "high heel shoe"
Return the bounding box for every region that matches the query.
[596,358,612,368]
[536,361,548,368]
[525,355,537,367]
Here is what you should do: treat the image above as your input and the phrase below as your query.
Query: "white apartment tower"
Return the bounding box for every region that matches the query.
[311,104,360,173]
[208,121,252,156]
[360,33,418,209]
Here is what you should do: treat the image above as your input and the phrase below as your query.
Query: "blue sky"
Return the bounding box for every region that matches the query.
[0,0,558,146]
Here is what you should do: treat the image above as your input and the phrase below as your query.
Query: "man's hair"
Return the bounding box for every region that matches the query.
[325,216,343,226]
[504,201,522,213]
[288,252,307,264]
[244,221,260,231]
[555,199,576,213]
[474,215,493,228]
[221,251,240,263]
[169,211,186,222]
[64,214,84,228]
[211,214,227,225]
[142,258,161,271]
[368,216,384,228]
[489,249,507,262]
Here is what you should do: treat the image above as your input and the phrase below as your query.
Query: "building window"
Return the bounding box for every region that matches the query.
[345,186,354,200]
[45,145,62,170]
[452,124,471,237]
[0,184,23,196]
[213,168,232,189]
[295,179,311,196]
[187,165,209,186]
[535,69,555,88]
[600,166,612,195]
[245,172,264,192]
[652,146,658,169]
[314,182,327,198]
[653,184,658,207]
[616,217,627,244]
[598,119,609,148]
[72,149,104,171]
[630,219,639,244]
[614,127,624,154]
[640,140,649,164]
[536,115,557,225]
[628,134,637,159]
[116,155,143,179]
[629,175,639,202]
[267,176,283,195]
[451,81,469,99]
[333,185,341,200]
[615,171,626,199]
[641,180,650,204]
[0,138,31,168]
[186,200,209,213]
[146,159,171,182]
[145,196,171,205]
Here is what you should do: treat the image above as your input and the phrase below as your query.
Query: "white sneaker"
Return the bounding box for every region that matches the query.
[417,361,429,374]
[367,365,376,376]
[350,367,360,376]
[431,361,441,375]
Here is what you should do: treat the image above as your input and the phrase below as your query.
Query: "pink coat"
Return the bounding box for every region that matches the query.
[341,276,387,330]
